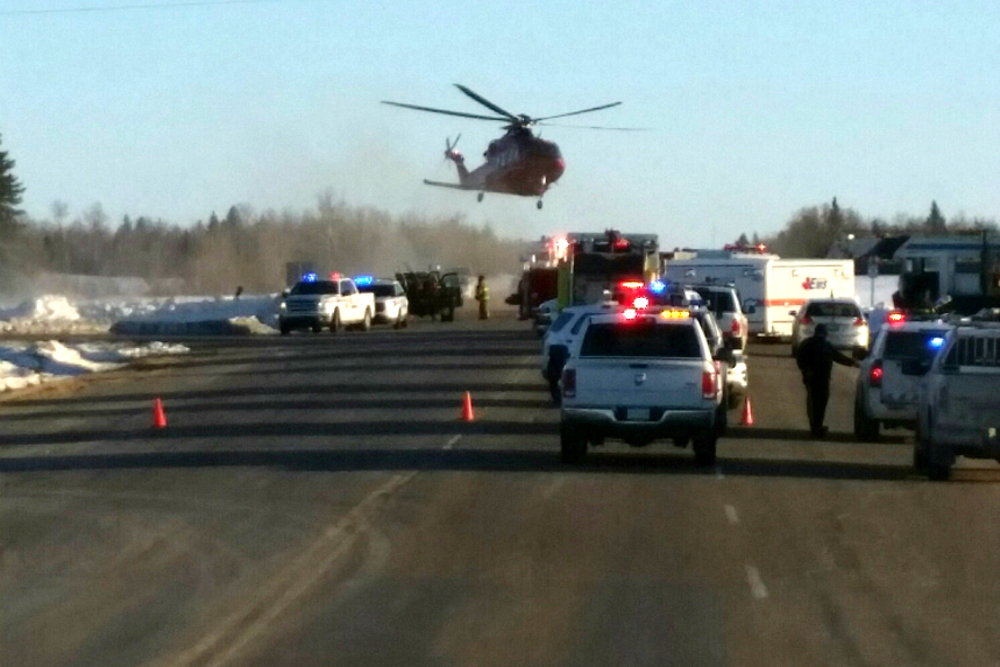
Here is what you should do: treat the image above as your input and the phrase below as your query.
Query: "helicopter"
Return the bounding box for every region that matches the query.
[382,84,637,209]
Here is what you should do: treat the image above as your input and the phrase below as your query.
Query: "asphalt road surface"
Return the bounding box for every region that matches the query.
[2,314,1000,667]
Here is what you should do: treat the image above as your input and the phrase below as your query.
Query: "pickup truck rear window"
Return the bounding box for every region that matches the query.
[290,281,339,295]
[580,322,702,358]
[883,330,949,361]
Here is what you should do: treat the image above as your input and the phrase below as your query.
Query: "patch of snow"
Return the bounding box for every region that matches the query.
[0,340,189,394]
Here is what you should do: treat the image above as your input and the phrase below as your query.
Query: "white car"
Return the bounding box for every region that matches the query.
[357,277,409,328]
[791,298,868,357]
[542,303,619,401]
[913,324,1000,480]
[692,285,749,351]
[854,319,952,441]
[559,309,726,465]
[534,298,559,337]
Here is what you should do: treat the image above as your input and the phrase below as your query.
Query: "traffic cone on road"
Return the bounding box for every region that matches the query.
[740,396,754,427]
[461,391,475,422]
[152,397,167,429]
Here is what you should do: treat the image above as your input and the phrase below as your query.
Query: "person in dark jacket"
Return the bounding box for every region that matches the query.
[796,323,859,437]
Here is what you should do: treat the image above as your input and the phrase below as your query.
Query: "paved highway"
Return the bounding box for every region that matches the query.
[2,314,999,666]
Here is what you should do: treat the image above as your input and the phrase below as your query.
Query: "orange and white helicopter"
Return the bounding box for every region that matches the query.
[383,84,639,209]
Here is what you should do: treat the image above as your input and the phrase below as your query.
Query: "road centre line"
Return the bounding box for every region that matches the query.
[745,565,769,600]
[444,434,462,450]
[724,504,740,525]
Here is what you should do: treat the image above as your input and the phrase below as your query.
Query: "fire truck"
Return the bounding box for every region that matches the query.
[557,230,659,308]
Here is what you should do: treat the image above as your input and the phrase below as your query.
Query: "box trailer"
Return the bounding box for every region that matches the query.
[662,256,855,337]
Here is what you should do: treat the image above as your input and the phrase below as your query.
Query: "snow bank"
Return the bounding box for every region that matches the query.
[0,340,189,393]
[0,293,281,335]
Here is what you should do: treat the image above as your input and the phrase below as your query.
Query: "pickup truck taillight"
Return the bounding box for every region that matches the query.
[869,360,883,388]
[562,368,576,398]
[731,318,741,336]
[853,316,866,327]
[800,315,813,325]
[702,369,716,399]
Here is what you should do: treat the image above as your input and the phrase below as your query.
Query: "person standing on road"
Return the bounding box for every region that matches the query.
[796,323,859,437]
[475,275,490,320]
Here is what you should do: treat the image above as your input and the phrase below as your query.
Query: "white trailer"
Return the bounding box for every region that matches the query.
[662,256,854,337]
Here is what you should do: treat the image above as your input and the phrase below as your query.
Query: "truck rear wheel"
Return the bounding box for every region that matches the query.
[560,424,587,464]
[693,436,717,467]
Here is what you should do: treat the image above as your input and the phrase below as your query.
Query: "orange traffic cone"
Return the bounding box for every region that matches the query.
[740,396,754,426]
[461,391,475,422]
[153,397,168,429]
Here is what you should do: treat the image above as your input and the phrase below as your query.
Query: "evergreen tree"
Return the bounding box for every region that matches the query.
[0,133,26,237]
[207,211,219,232]
[224,205,243,229]
[735,232,750,246]
[926,200,947,233]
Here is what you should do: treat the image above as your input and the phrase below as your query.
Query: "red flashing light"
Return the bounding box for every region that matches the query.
[620,281,644,290]
[887,311,905,325]
[330,272,342,280]
[869,360,883,388]
[623,308,638,320]
[614,238,630,249]
[633,296,650,310]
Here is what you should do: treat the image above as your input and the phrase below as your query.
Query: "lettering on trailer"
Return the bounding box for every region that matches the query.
[802,277,828,290]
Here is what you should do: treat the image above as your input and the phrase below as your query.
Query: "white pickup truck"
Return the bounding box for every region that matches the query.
[559,309,726,465]
[279,275,376,334]
[912,323,1000,480]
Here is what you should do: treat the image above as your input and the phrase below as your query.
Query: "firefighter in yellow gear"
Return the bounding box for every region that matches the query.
[475,275,490,320]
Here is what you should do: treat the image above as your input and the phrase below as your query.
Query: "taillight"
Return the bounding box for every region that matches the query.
[562,368,577,398]
[800,315,813,325]
[702,369,716,399]
[869,360,883,388]
[731,318,740,335]
[853,316,866,327]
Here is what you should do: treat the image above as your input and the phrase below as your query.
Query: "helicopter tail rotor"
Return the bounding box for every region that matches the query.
[444,134,463,162]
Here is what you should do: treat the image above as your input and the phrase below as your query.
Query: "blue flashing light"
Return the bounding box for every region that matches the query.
[929,336,946,349]
[302,272,318,282]
[355,275,374,286]
[650,280,666,294]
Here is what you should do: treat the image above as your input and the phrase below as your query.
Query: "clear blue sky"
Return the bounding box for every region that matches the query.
[1,0,998,246]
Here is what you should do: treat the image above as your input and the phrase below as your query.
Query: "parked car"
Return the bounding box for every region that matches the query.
[791,298,868,358]
[854,319,952,441]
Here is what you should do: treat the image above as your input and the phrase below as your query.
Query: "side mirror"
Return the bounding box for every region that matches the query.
[281,289,290,298]
[788,310,798,317]
[745,305,756,315]
[900,358,932,376]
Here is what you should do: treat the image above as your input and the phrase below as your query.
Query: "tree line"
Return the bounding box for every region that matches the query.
[745,198,997,259]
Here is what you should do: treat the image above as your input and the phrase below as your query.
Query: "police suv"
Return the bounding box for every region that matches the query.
[356,276,409,328]
[559,308,727,465]
[278,274,376,334]
[912,323,1000,480]
[853,316,951,441]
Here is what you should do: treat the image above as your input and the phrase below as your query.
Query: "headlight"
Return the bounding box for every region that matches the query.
[279,302,286,311]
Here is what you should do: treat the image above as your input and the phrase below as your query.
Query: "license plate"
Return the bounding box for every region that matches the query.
[827,324,842,333]
[626,408,651,421]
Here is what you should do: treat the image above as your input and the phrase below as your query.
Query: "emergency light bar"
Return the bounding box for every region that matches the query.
[302,272,318,282]
[660,309,691,319]
[887,311,906,325]
[620,281,644,290]
[354,275,374,286]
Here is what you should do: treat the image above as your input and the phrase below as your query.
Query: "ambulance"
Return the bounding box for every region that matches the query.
[662,248,854,338]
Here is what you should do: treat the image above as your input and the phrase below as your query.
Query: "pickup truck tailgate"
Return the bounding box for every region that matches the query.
[575,358,708,409]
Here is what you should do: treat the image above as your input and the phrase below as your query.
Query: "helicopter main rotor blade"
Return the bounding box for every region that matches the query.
[453,84,519,122]
[537,121,647,131]
[381,101,508,122]
[534,102,623,122]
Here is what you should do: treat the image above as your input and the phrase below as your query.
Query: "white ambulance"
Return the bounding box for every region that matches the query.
[662,253,854,338]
